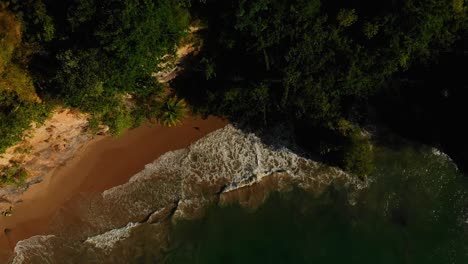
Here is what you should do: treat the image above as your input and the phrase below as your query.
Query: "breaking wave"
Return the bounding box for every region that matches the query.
[10,125,364,263]
[12,236,56,264]
[84,223,140,252]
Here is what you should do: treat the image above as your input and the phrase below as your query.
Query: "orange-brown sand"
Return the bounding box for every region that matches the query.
[0,116,227,261]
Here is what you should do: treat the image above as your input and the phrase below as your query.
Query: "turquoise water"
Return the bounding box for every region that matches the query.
[162,144,468,264]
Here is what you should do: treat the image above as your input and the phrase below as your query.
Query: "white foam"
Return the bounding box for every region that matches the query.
[12,235,56,264]
[84,222,139,252]
[103,125,363,200]
[12,125,365,262]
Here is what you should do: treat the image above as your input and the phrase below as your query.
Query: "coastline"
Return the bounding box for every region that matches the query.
[6,124,367,263]
[0,116,227,261]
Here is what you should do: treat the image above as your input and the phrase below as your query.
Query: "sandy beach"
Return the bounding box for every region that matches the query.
[0,116,227,261]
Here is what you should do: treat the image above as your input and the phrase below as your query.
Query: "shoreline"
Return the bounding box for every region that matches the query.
[0,116,227,261]
[7,124,367,263]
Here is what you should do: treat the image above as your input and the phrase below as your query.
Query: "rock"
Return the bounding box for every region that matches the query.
[147,203,178,224]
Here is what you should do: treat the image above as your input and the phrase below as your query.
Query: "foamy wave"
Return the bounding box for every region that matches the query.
[99,124,365,227]
[104,125,363,200]
[12,235,56,264]
[431,147,455,162]
[12,124,365,263]
[85,222,139,252]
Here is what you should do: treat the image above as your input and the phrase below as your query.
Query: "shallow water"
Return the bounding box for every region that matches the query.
[162,144,468,264]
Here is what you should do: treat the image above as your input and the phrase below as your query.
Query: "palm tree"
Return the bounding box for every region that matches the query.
[157,96,187,127]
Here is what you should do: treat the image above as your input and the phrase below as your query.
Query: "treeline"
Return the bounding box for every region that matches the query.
[0,0,466,177]
[0,6,50,153]
[0,0,191,153]
[172,0,467,175]
[374,30,468,172]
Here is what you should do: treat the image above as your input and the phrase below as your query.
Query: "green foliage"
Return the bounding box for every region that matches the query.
[0,90,50,153]
[185,0,465,124]
[200,57,216,80]
[104,109,135,136]
[0,9,20,73]
[0,9,38,102]
[342,129,374,176]
[0,63,38,102]
[0,0,192,157]
[173,0,465,173]
[0,9,47,154]
[0,161,28,187]
[337,9,358,27]
[362,22,379,39]
[47,0,190,133]
[5,0,55,42]
[157,96,187,127]
[0,0,466,178]
[452,0,465,14]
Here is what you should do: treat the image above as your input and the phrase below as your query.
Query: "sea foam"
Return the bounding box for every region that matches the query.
[12,235,56,264]
[84,222,139,252]
[11,125,364,263]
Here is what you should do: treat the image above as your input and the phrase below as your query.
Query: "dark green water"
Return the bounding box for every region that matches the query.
[163,145,468,264]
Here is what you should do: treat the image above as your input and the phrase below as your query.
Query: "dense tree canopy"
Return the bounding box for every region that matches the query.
[0,7,47,153]
[0,9,38,102]
[0,0,466,177]
[180,0,465,125]
[0,0,191,152]
[172,0,466,174]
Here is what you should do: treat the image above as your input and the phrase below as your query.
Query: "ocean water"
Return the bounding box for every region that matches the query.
[162,145,468,263]
[10,126,468,263]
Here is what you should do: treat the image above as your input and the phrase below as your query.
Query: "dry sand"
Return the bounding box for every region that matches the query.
[0,116,227,261]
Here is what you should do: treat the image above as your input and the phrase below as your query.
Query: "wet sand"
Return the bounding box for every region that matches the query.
[0,116,227,261]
